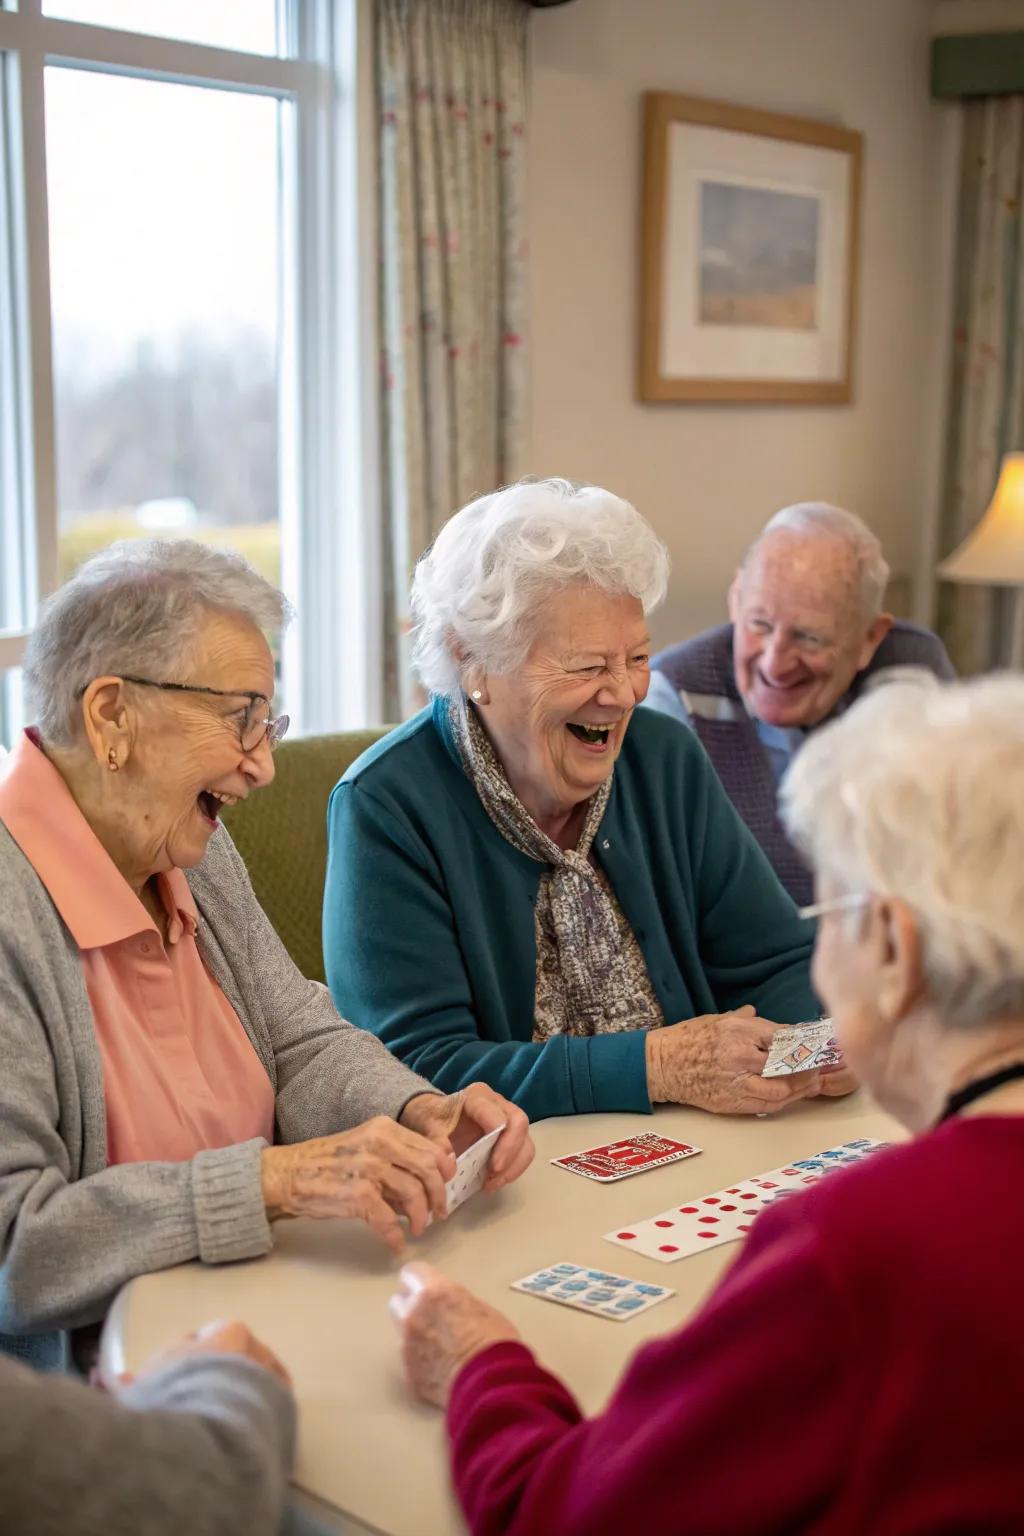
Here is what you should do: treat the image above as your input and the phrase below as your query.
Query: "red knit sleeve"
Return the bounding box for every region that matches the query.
[445,1208,855,1536]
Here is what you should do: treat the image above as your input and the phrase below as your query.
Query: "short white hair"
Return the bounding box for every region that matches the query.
[410,478,670,698]
[781,675,1024,1029]
[24,539,292,745]
[745,502,891,618]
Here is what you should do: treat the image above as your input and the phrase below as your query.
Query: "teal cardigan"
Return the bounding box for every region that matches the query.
[323,699,816,1121]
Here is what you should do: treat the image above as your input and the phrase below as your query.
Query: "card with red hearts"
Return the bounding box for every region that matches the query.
[551,1132,702,1183]
[603,1138,890,1262]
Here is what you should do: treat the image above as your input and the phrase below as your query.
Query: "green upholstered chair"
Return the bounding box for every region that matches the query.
[220,729,389,985]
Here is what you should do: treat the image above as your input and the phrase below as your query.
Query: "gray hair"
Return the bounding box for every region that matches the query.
[745,502,891,618]
[24,538,292,745]
[781,676,1024,1029]
[411,478,669,698]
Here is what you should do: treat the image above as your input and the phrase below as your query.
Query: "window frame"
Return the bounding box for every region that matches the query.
[0,0,382,734]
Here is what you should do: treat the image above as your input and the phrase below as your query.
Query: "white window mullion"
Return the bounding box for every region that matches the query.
[290,0,381,732]
[15,33,59,612]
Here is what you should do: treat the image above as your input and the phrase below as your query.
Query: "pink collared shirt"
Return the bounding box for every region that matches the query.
[0,730,275,1165]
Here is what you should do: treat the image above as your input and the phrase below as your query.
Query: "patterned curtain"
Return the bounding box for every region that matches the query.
[939,95,1024,673]
[376,0,530,717]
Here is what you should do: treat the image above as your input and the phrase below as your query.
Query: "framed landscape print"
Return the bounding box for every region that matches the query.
[638,93,862,403]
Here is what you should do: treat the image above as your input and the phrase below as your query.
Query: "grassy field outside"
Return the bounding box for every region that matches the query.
[58,513,281,588]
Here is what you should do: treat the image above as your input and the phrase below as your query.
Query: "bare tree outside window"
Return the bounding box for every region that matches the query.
[46,66,283,636]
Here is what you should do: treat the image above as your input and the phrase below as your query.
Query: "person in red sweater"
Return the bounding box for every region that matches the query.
[390,675,1024,1535]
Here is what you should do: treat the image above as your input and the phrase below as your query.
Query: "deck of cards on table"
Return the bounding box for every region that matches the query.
[762,1018,842,1077]
[511,1262,675,1322]
[551,1132,701,1182]
[604,1138,889,1263]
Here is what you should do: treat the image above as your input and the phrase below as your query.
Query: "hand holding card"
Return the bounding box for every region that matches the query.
[424,1124,505,1226]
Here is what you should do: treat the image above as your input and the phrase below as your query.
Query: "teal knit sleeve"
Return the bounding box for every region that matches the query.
[323,780,651,1121]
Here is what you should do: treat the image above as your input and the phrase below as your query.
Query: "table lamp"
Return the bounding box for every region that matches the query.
[937,451,1024,664]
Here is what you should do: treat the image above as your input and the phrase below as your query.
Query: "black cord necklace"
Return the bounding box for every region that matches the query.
[938,1062,1024,1124]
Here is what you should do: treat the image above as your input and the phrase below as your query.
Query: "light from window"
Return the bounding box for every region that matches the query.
[41,0,282,56]
[0,668,23,751]
[45,65,288,677]
[0,54,27,637]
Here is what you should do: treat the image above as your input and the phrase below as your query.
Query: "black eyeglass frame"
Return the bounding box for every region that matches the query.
[82,674,290,752]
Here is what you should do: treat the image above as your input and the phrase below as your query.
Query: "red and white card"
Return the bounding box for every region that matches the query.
[551,1132,702,1183]
[603,1138,889,1262]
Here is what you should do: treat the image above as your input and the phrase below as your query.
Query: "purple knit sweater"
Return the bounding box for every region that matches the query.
[652,621,955,905]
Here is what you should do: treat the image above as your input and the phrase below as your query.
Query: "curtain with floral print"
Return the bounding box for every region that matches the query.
[376,0,530,717]
[939,95,1024,673]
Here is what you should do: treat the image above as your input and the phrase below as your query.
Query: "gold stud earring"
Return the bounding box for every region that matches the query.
[107,748,120,772]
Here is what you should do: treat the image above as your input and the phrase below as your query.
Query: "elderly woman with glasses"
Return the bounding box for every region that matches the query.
[324,479,835,1121]
[0,540,532,1371]
[389,676,1024,1534]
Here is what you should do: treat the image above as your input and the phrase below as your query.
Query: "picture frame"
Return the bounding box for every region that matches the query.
[638,92,862,404]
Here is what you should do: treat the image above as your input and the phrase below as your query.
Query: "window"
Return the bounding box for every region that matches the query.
[42,1,282,56]
[0,0,379,751]
[47,68,286,654]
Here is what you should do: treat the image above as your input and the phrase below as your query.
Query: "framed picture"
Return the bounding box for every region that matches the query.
[638,93,862,404]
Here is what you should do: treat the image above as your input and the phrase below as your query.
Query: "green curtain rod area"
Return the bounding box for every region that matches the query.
[933,32,1024,98]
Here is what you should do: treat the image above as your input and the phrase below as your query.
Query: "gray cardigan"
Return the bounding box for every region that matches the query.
[0,820,436,1368]
[0,1349,295,1536]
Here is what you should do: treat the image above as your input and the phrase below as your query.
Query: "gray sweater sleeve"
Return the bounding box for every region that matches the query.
[0,1351,295,1536]
[0,972,271,1331]
[0,818,436,1338]
[188,828,441,1144]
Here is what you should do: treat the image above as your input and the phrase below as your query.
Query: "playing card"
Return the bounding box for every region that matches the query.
[604,1138,889,1263]
[511,1261,675,1321]
[440,1123,505,1218]
[762,1018,843,1077]
[551,1132,702,1182]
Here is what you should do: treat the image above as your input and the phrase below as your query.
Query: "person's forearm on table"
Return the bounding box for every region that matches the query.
[0,1352,295,1536]
[447,1343,593,1536]
[400,1028,652,1120]
[0,1140,271,1334]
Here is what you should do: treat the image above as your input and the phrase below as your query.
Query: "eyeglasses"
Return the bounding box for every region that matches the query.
[115,675,290,753]
[797,892,871,921]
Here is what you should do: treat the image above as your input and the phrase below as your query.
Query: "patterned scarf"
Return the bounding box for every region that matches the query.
[450,700,664,1039]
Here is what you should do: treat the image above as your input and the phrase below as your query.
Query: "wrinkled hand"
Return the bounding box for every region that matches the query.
[261,1116,454,1251]
[646,1006,823,1114]
[814,1064,860,1098]
[116,1320,292,1394]
[390,1262,519,1408]
[399,1083,535,1193]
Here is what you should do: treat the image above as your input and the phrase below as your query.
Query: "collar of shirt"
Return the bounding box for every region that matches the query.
[752,715,807,761]
[0,728,198,950]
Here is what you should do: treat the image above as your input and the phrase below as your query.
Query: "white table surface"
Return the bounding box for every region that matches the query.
[101,1093,901,1536]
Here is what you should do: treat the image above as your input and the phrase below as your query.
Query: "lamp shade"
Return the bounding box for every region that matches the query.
[938,452,1024,584]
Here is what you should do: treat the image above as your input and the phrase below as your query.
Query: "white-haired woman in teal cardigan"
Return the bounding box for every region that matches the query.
[324,479,852,1121]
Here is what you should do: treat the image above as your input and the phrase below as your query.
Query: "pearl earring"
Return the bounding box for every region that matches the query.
[107,748,120,772]
[471,690,482,701]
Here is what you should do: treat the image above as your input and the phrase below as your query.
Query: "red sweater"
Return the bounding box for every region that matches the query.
[447,1117,1024,1535]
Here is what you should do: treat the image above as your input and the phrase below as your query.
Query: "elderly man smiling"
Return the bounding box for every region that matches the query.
[645,503,954,904]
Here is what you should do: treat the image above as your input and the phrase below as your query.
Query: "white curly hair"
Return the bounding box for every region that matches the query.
[410,478,670,698]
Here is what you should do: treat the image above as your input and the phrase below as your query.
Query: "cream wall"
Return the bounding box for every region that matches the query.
[525,0,949,650]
